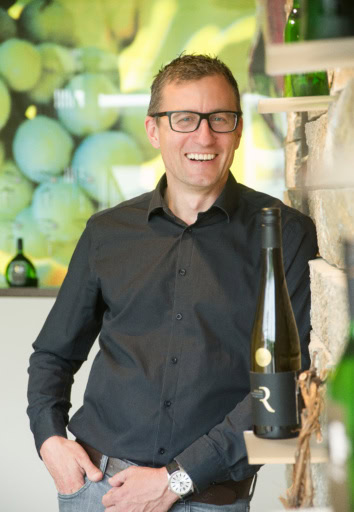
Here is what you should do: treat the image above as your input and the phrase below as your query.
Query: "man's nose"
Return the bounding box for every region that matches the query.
[194,118,216,143]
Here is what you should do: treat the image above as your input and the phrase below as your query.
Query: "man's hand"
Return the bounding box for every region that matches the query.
[40,436,103,495]
[102,466,179,512]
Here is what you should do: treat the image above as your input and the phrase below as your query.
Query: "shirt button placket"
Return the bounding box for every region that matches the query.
[155,226,193,464]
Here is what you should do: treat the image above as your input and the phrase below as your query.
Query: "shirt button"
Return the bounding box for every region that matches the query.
[176,313,183,320]
[158,447,165,455]
[171,357,178,364]
[179,268,186,276]
[164,400,172,407]
[186,227,192,233]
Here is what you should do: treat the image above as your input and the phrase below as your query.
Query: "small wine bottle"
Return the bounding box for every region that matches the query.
[5,238,38,287]
[250,208,301,439]
[327,240,354,512]
[284,0,329,97]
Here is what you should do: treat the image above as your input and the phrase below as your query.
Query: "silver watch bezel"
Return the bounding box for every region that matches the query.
[167,463,194,498]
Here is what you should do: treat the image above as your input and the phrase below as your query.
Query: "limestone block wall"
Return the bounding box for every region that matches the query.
[283,72,354,507]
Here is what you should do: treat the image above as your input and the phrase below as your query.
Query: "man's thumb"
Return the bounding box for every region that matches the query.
[82,457,103,482]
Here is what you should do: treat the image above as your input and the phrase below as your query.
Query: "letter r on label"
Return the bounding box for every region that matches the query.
[259,386,275,413]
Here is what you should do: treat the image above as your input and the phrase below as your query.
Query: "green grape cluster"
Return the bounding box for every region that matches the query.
[0,0,256,287]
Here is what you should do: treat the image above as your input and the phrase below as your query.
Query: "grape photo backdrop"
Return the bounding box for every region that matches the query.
[0,0,285,289]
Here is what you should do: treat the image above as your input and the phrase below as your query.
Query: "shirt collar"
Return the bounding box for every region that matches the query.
[147,172,240,223]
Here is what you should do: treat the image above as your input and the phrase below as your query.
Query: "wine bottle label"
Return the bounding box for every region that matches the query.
[8,262,27,286]
[255,348,272,367]
[250,371,299,427]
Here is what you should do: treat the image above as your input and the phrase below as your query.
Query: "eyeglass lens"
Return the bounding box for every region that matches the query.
[170,112,237,133]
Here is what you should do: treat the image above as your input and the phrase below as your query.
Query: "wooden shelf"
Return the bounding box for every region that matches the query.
[243,430,328,465]
[0,287,58,297]
[258,95,336,114]
[265,37,354,75]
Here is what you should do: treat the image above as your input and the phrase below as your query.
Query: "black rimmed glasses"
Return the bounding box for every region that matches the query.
[151,110,242,133]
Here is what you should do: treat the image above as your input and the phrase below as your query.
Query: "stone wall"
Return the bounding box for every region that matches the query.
[284,72,354,507]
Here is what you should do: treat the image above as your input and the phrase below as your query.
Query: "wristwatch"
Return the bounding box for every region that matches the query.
[166,460,194,499]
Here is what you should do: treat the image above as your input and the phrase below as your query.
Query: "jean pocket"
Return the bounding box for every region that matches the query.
[58,476,92,500]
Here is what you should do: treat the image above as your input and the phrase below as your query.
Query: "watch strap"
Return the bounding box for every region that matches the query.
[166,460,180,475]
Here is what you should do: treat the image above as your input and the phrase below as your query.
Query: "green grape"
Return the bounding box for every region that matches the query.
[56,73,119,137]
[13,115,73,183]
[32,178,95,243]
[72,130,143,207]
[0,38,42,92]
[0,160,34,221]
[76,47,118,74]
[18,0,76,46]
[28,42,76,104]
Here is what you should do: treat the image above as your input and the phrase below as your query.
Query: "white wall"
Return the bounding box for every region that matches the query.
[0,296,286,512]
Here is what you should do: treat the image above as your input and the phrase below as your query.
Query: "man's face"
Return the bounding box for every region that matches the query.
[145,75,243,193]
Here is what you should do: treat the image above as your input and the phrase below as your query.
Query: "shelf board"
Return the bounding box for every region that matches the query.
[0,287,58,297]
[258,95,336,114]
[243,430,328,464]
[266,37,354,75]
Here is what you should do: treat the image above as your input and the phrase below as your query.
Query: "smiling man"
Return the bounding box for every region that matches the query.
[27,55,318,512]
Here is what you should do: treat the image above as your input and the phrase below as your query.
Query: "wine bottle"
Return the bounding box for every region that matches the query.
[250,208,301,439]
[5,238,38,287]
[303,0,354,40]
[284,0,329,97]
[327,240,354,512]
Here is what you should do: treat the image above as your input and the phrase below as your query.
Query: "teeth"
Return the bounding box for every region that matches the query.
[186,153,216,161]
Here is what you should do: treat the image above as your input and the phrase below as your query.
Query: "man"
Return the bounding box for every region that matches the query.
[27,54,318,512]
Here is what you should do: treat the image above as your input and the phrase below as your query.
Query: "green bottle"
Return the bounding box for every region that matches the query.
[327,240,354,512]
[303,0,354,40]
[5,238,38,287]
[284,0,329,97]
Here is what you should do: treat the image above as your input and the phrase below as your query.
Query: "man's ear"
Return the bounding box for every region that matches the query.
[145,116,160,149]
[233,116,243,151]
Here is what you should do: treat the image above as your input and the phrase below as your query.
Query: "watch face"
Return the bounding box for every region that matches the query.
[170,471,192,496]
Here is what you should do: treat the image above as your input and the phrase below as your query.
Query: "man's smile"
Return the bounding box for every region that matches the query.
[185,153,217,161]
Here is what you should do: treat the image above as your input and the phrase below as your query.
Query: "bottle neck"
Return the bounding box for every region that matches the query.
[17,238,23,255]
[261,220,281,250]
[261,225,285,285]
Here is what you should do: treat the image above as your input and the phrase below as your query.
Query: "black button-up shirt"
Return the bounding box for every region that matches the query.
[27,173,318,491]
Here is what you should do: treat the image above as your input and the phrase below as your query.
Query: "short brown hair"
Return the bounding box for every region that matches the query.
[147,54,242,116]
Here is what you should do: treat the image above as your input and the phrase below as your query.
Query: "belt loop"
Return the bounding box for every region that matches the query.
[100,454,109,474]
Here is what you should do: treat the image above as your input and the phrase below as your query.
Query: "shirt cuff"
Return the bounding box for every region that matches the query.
[175,435,227,492]
[31,411,68,457]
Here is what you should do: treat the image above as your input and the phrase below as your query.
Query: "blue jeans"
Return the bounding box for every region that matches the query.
[58,455,254,512]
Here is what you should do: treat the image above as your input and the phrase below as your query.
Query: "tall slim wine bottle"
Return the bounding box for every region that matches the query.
[327,240,354,512]
[5,238,38,287]
[284,0,329,97]
[250,208,301,439]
